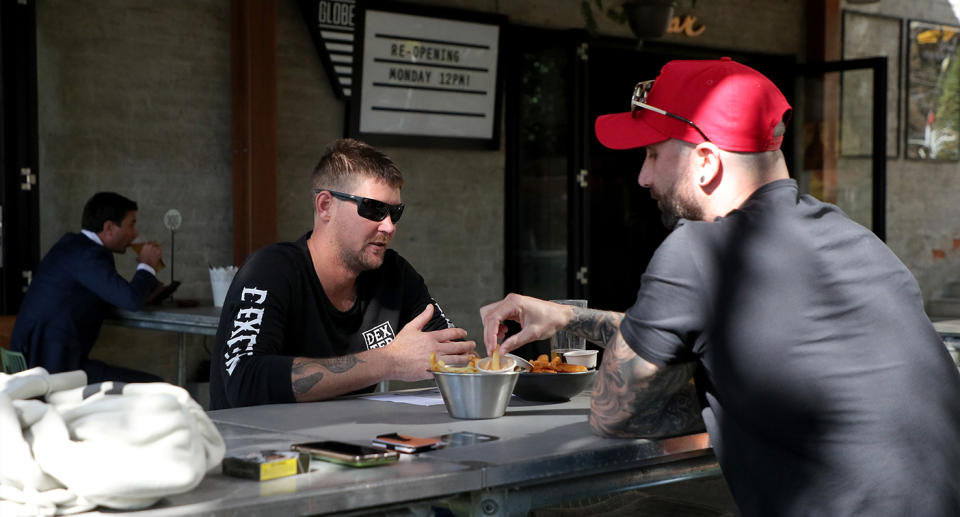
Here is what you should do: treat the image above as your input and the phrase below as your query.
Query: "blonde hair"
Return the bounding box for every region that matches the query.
[311,138,403,192]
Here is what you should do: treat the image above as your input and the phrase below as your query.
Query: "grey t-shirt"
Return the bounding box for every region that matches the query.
[621,179,960,517]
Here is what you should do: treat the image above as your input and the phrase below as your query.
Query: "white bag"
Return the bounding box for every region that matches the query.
[0,368,225,516]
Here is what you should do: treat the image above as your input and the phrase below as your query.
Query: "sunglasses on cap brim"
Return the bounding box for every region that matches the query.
[314,189,404,223]
[630,80,712,143]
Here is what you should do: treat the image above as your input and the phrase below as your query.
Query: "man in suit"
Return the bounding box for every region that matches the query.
[12,192,165,383]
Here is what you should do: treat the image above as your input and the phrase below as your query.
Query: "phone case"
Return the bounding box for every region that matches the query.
[371,433,441,454]
[291,441,398,467]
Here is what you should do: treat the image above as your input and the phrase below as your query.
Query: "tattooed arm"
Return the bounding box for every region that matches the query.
[580,314,703,438]
[566,307,623,348]
[479,295,702,438]
[291,304,476,402]
[290,353,376,402]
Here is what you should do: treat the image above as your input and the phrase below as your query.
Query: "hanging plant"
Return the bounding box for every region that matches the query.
[580,0,681,39]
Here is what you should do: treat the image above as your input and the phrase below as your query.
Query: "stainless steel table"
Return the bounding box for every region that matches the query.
[106,305,221,386]
[76,389,718,516]
[933,318,960,338]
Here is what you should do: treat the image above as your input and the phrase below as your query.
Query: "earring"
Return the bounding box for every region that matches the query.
[699,176,706,184]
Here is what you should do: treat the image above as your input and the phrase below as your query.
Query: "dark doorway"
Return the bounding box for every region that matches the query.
[505,29,799,313]
[583,41,796,312]
[504,27,588,303]
[584,46,672,313]
[1,0,41,314]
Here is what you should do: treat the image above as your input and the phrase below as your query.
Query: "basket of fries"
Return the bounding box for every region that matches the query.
[513,354,597,402]
[429,354,519,419]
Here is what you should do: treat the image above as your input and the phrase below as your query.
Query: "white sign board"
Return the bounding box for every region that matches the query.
[351,5,503,148]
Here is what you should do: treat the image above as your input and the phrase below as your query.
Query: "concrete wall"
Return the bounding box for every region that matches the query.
[36,0,233,382]
[37,0,234,292]
[32,0,958,384]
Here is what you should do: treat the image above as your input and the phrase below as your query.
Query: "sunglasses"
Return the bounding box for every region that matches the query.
[630,80,712,143]
[315,189,405,223]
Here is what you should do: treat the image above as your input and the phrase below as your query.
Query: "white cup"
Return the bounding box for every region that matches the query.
[209,266,238,307]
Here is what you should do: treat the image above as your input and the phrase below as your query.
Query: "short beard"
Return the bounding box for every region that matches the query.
[658,182,703,230]
[339,243,385,273]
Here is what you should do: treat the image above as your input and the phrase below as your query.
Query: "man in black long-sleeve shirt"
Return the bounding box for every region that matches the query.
[210,139,474,409]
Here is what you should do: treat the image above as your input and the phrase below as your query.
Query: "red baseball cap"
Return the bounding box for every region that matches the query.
[595,57,792,152]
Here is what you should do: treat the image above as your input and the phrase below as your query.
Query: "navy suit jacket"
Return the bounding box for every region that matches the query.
[11,233,158,373]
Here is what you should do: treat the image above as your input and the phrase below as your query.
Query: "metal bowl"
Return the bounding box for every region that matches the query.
[513,369,597,402]
[432,370,520,419]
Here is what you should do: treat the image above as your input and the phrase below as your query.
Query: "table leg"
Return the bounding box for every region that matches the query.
[178,332,186,387]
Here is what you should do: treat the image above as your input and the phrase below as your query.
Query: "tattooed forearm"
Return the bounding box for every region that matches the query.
[590,334,704,438]
[291,358,322,396]
[566,308,624,349]
[322,355,362,374]
[292,371,324,396]
[290,355,365,397]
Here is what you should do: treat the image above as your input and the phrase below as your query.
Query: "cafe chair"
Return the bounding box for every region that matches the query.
[2,348,27,374]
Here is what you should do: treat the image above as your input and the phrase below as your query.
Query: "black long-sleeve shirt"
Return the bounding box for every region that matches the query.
[209,232,452,409]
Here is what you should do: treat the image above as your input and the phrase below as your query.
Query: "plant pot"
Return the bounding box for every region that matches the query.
[622,0,677,39]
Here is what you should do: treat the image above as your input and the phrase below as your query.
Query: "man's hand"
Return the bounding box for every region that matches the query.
[291,304,475,401]
[135,241,163,270]
[479,293,572,356]
[384,304,477,382]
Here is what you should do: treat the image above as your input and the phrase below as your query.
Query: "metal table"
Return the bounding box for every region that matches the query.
[933,318,960,339]
[106,305,221,386]
[75,390,718,516]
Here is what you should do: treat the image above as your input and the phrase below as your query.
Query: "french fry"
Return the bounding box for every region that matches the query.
[429,352,482,373]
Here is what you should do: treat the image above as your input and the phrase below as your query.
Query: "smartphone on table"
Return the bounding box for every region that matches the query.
[371,433,442,454]
[291,440,398,467]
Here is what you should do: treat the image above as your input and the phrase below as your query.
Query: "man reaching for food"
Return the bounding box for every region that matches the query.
[479,59,960,516]
[209,139,475,409]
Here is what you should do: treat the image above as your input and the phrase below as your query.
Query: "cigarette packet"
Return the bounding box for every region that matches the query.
[222,450,309,481]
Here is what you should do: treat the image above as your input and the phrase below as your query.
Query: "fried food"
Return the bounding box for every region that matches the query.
[490,346,501,370]
[429,352,482,373]
[529,354,588,373]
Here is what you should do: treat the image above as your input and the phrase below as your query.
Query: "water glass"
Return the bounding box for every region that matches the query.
[549,299,587,360]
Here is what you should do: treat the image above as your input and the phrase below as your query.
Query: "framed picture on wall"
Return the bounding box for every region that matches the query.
[841,10,901,158]
[347,0,506,149]
[905,20,960,161]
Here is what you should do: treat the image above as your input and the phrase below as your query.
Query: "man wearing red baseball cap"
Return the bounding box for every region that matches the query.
[481,58,960,516]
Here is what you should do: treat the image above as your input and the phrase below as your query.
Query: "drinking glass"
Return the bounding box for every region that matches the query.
[549,299,587,360]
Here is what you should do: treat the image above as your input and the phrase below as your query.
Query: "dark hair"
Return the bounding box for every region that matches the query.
[311,138,403,192]
[81,192,138,232]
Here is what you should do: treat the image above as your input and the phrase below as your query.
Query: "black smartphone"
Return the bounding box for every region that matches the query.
[291,440,398,467]
[147,281,180,305]
[436,431,498,448]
